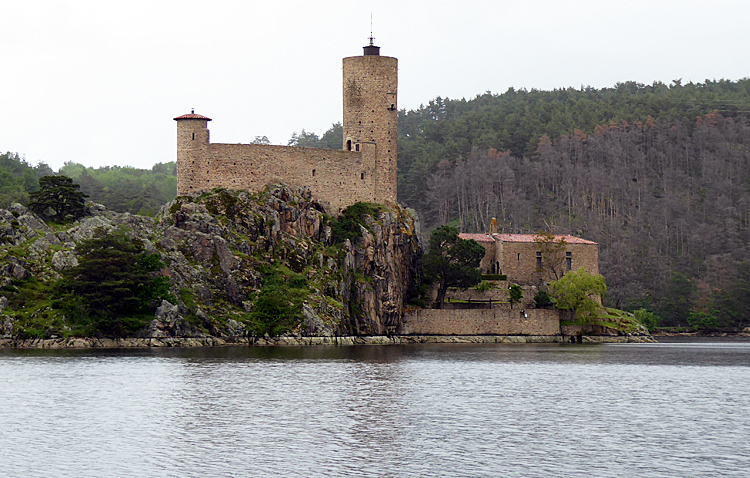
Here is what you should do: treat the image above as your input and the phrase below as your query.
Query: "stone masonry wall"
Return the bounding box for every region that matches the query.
[402,306,562,336]
[343,55,398,204]
[498,242,599,285]
[180,140,382,213]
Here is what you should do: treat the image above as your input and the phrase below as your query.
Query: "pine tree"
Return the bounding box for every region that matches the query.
[28,175,88,222]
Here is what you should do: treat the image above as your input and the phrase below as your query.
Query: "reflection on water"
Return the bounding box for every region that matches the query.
[2,342,750,477]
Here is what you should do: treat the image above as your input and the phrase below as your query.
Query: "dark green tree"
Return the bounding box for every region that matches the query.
[423,225,484,308]
[658,272,696,327]
[28,175,88,222]
[61,228,173,336]
[508,283,523,309]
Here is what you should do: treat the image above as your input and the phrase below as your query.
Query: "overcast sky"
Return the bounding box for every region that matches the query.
[3,0,749,171]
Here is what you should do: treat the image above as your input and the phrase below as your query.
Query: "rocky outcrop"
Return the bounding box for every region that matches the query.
[0,185,423,340]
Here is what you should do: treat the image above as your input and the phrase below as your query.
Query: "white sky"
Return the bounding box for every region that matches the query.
[3,0,749,171]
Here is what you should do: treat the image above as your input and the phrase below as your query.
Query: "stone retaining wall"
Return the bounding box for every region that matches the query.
[402,306,562,336]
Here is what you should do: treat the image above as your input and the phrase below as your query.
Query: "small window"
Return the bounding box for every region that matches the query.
[517,253,520,261]
[346,140,352,151]
[361,172,365,180]
[536,251,542,268]
[566,252,572,270]
[355,144,360,152]
[312,169,316,177]
[192,133,195,140]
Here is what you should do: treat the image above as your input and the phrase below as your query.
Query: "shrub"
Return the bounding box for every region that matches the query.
[687,311,719,332]
[633,308,660,332]
[475,281,493,292]
[329,202,383,244]
[533,289,554,308]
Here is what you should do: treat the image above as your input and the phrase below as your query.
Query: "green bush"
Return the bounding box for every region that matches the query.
[533,289,554,308]
[329,202,383,244]
[633,308,660,332]
[247,263,309,336]
[474,281,493,292]
[687,311,719,332]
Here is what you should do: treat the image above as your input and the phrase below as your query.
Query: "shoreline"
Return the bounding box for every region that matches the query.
[0,334,657,349]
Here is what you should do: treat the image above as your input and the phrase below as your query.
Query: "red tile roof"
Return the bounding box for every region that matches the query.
[458,233,495,243]
[493,233,597,245]
[174,112,212,121]
[459,232,597,245]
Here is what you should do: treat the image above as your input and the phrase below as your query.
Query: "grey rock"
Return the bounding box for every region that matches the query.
[51,251,78,271]
[214,236,239,273]
[1,315,13,337]
[1,256,30,280]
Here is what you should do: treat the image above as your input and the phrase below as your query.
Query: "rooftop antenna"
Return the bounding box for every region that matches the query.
[363,14,380,55]
[369,13,375,45]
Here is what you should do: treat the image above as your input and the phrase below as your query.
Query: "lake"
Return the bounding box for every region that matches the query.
[1,339,749,477]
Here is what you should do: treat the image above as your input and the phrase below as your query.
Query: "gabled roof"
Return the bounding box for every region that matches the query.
[493,233,598,245]
[458,232,598,245]
[458,233,495,244]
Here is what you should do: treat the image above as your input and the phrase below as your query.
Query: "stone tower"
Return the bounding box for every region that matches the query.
[174,110,212,194]
[342,39,398,204]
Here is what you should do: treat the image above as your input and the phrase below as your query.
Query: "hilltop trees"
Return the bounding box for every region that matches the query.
[424,225,485,308]
[28,175,88,222]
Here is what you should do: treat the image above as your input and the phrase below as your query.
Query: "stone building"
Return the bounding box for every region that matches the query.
[174,41,397,213]
[459,220,599,285]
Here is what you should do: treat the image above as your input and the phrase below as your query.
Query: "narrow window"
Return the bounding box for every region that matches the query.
[312,169,316,177]
[536,251,542,268]
[517,253,520,261]
[566,252,572,270]
[355,144,360,152]
[192,132,195,140]
[361,172,365,180]
[346,140,352,151]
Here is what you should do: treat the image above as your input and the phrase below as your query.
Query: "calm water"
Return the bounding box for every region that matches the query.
[1,340,750,477]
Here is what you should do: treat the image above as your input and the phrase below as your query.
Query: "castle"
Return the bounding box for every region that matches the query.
[174,41,397,213]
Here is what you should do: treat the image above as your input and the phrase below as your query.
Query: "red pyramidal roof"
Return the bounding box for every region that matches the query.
[174,110,212,121]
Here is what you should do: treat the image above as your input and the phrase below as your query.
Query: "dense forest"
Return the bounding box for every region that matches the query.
[3,78,750,329]
[394,79,750,330]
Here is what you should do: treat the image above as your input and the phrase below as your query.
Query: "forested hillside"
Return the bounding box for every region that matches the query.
[3,78,750,329]
[395,79,750,330]
[58,162,177,216]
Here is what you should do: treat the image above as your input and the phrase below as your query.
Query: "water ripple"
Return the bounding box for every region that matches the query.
[1,343,749,477]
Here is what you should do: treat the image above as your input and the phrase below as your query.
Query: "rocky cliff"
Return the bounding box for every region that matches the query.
[0,185,422,340]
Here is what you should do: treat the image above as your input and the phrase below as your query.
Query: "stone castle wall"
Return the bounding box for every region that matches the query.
[181,140,381,212]
[176,50,398,213]
[402,306,562,336]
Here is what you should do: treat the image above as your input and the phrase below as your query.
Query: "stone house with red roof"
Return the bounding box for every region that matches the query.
[459,222,599,285]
